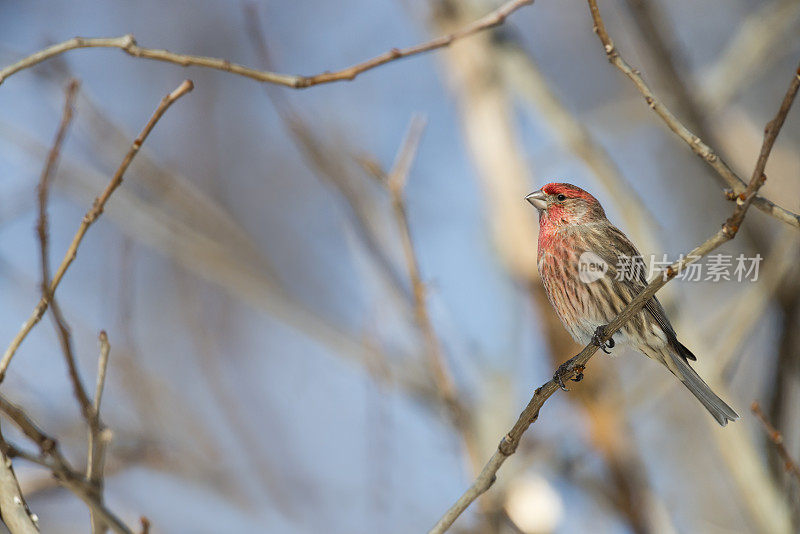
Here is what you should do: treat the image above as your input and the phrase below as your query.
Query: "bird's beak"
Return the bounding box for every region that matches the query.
[525,189,547,210]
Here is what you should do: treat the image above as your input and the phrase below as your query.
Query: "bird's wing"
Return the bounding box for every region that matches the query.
[589,224,692,358]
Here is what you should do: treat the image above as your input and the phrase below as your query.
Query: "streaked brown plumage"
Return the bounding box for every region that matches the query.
[527,183,738,426]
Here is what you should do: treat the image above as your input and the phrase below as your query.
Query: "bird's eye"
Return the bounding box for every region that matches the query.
[557,194,567,202]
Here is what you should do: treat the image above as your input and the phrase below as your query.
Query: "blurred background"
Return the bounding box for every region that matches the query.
[0,0,799,532]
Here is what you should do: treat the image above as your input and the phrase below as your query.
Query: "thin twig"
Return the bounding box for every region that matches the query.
[35,79,96,424]
[586,0,800,230]
[751,402,800,485]
[0,0,532,89]
[36,78,79,204]
[92,331,110,417]
[87,331,112,534]
[429,48,800,534]
[0,79,194,381]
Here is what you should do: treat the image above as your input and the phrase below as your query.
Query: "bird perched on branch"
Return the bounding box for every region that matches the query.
[526,182,739,426]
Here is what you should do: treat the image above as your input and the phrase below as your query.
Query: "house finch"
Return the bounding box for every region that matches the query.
[526,183,739,426]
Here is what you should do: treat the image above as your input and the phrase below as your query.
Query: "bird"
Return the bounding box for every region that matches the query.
[525,182,739,426]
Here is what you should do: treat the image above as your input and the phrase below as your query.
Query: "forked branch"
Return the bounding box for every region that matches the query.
[586,0,800,230]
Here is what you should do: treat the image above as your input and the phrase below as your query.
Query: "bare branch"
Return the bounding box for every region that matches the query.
[35,79,96,424]
[0,79,194,381]
[0,1,532,89]
[87,331,112,534]
[751,402,800,485]
[586,0,800,229]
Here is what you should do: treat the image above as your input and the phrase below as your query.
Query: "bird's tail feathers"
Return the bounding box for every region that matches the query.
[667,349,739,426]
